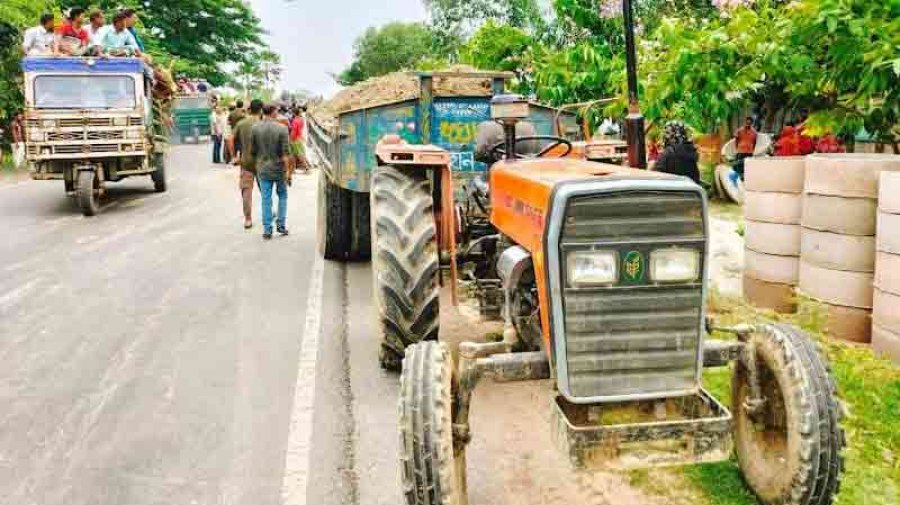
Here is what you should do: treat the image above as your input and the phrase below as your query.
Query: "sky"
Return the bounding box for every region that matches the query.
[247,0,428,98]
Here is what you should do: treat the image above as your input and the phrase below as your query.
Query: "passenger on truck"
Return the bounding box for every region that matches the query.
[85,9,105,47]
[22,14,58,56]
[58,8,89,56]
[100,11,141,57]
[121,9,146,52]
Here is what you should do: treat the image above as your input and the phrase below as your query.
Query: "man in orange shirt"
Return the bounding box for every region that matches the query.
[733,116,758,179]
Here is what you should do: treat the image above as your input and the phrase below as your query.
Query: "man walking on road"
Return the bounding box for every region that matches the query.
[11,114,25,168]
[232,100,263,229]
[251,104,292,240]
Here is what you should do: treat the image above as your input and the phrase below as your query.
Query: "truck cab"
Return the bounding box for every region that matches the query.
[171,94,212,144]
[22,56,166,216]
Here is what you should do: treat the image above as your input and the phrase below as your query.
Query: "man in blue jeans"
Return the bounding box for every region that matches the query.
[250,104,292,240]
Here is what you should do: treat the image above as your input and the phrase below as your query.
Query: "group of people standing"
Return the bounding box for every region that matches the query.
[23,8,145,58]
[225,100,310,240]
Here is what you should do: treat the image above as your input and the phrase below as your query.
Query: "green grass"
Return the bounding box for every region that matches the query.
[669,293,900,505]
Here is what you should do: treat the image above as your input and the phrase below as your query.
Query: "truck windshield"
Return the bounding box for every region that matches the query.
[174,97,210,110]
[33,75,136,109]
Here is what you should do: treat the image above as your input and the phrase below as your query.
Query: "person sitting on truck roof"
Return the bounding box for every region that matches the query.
[85,9,105,52]
[121,9,146,52]
[57,8,89,55]
[23,14,58,56]
[100,11,141,57]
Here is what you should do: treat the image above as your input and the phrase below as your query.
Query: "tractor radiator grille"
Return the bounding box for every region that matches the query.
[559,190,706,400]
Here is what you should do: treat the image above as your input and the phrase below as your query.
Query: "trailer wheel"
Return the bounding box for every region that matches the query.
[733,324,844,505]
[318,172,352,260]
[399,342,467,505]
[349,189,371,261]
[76,170,100,216]
[371,165,439,370]
[151,153,167,193]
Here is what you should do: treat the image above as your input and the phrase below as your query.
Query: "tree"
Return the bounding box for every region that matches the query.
[425,0,546,53]
[0,0,56,126]
[58,0,268,86]
[337,22,438,85]
[460,21,532,74]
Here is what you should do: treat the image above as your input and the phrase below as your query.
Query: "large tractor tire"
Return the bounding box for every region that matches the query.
[76,170,100,216]
[733,324,844,505]
[399,341,467,505]
[371,165,440,370]
[151,153,167,193]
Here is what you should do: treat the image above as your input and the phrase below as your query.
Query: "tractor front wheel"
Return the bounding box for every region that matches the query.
[76,169,100,216]
[371,165,439,370]
[733,323,844,505]
[399,341,467,505]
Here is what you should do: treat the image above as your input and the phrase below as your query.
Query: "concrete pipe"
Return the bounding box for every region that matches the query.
[802,194,877,236]
[877,212,900,254]
[873,289,900,332]
[744,191,802,224]
[745,249,799,285]
[879,171,900,214]
[743,274,796,314]
[872,324,900,364]
[805,153,900,199]
[799,261,874,309]
[745,221,801,256]
[801,228,876,272]
[745,157,806,193]
[875,252,900,295]
[817,302,872,344]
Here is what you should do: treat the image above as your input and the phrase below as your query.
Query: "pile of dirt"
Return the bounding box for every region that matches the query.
[310,65,496,131]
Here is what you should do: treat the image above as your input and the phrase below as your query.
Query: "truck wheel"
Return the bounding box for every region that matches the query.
[151,153,167,193]
[399,342,467,505]
[318,172,352,260]
[76,170,100,216]
[371,165,440,370]
[349,189,371,261]
[733,324,844,505]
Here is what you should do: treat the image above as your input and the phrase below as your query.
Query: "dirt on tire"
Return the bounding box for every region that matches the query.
[371,165,440,370]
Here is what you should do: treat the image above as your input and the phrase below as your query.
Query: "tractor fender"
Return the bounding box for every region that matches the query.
[374,135,450,167]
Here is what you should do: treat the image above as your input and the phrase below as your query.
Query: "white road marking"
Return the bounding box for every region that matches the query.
[281,253,325,505]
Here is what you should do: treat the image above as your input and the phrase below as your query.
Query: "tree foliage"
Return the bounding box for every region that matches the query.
[337,22,438,85]
[425,0,545,52]
[0,0,56,126]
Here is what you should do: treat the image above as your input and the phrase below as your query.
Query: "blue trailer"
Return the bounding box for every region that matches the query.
[309,71,579,260]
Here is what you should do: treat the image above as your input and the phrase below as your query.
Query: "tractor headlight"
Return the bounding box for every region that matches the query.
[650,248,700,283]
[567,250,618,286]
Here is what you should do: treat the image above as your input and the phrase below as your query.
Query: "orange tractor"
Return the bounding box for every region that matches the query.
[357,95,844,505]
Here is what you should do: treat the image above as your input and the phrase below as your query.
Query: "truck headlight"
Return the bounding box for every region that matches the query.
[567,250,618,286]
[650,248,700,283]
[113,116,128,126]
[126,129,143,139]
[41,119,55,128]
[30,131,45,142]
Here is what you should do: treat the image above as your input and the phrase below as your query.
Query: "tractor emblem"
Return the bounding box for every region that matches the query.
[623,251,644,282]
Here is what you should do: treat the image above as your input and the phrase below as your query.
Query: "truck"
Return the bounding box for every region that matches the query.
[308,70,581,262]
[22,56,167,216]
[171,94,212,144]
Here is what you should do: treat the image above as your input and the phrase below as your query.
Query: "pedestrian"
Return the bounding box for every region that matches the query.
[121,9,145,52]
[250,103,292,240]
[211,107,227,164]
[58,7,88,55]
[732,116,758,180]
[227,101,245,164]
[232,99,263,229]
[289,106,309,174]
[222,108,233,164]
[11,114,25,168]
[23,14,58,56]
[654,121,700,185]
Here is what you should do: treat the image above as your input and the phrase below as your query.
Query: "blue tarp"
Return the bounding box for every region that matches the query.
[22,57,152,78]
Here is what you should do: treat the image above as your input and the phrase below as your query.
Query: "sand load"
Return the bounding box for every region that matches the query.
[873,171,900,362]
[799,154,900,343]
[742,157,806,313]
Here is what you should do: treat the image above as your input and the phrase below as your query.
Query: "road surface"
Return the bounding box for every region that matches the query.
[0,145,684,505]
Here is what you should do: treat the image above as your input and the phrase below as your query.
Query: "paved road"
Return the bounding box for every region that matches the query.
[0,145,672,505]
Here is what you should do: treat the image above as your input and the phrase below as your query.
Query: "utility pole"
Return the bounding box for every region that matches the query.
[621,0,647,169]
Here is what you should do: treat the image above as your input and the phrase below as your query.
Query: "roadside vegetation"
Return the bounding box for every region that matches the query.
[628,292,900,505]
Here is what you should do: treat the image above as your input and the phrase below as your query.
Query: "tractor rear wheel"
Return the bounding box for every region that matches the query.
[733,323,844,505]
[399,341,467,505]
[76,170,100,216]
[151,153,167,193]
[371,165,440,370]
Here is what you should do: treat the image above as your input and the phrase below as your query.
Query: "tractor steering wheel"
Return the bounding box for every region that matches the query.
[490,135,574,160]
